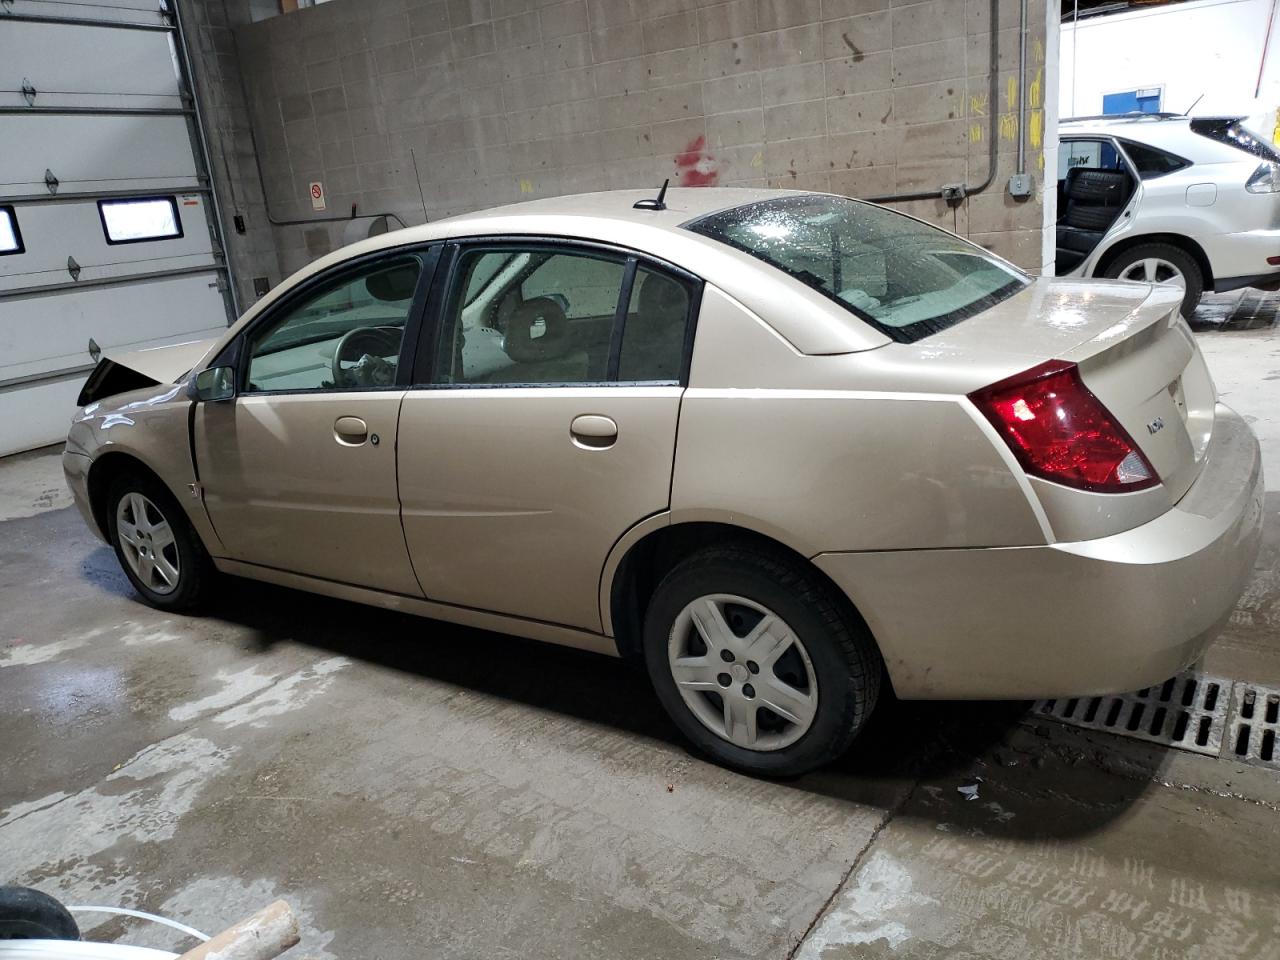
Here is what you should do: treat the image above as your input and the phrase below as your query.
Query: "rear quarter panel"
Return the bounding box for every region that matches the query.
[669,285,1047,554]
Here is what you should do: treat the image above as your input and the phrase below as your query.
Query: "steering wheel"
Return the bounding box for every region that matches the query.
[332,325,402,388]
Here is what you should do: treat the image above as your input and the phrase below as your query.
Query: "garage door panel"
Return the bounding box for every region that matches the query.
[0,197,216,284]
[1,273,227,382]
[0,116,199,192]
[7,0,170,27]
[0,23,182,103]
[0,376,87,458]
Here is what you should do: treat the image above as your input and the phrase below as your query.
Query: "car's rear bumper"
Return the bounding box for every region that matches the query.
[1205,227,1280,288]
[815,404,1265,700]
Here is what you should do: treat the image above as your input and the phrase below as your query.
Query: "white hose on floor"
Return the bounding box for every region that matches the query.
[63,908,208,944]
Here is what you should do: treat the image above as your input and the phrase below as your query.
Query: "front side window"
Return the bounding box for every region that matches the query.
[98,197,182,244]
[685,195,1028,343]
[245,256,422,393]
[0,206,23,255]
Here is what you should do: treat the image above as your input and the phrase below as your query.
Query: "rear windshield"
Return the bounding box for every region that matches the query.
[1190,117,1280,163]
[684,195,1029,343]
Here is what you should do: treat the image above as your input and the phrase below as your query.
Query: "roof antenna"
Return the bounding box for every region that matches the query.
[1183,93,1204,115]
[633,178,669,211]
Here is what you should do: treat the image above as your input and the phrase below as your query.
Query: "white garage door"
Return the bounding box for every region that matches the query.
[0,0,234,456]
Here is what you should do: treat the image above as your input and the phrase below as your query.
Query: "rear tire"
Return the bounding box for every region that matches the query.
[1102,242,1203,317]
[106,473,213,611]
[642,544,882,777]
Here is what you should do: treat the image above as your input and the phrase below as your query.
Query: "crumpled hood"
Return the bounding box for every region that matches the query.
[101,337,220,384]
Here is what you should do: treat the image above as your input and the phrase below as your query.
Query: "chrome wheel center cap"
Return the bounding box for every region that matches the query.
[730,663,749,683]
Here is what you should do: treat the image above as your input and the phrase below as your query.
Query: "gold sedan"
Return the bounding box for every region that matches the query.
[63,189,1264,775]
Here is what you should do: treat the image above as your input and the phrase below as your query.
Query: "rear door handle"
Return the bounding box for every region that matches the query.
[570,414,617,449]
[334,416,368,446]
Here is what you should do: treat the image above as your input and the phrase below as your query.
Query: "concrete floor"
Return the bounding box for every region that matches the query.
[2,291,1279,959]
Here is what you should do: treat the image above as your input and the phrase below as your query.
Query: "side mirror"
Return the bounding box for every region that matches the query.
[193,366,235,402]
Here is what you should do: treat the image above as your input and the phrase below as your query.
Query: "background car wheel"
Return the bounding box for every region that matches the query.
[107,473,212,611]
[643,544,882,777]
[1103,242,1203,317]
[0,886,79,940]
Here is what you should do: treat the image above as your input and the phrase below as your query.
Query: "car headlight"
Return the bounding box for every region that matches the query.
[1245,162,1280,193]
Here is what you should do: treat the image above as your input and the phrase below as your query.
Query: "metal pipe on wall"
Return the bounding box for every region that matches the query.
[1017,0,1030,177]
[865,0,1003,205]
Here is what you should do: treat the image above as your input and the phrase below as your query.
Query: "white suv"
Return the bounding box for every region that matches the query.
[1057,114,1280,315]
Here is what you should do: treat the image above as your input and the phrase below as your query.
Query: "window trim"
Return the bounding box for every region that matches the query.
[214,243,441,398]
[96,195,185,246]
[0,205,25,256]
[411,235,703,390]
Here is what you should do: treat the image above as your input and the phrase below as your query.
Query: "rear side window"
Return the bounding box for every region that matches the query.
[0,205,24,255]
[1119,140,1190,179]
[98,196,183,244]
[685,195,1028,343]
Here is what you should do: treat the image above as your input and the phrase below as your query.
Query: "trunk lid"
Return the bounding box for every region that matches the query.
[935,276,1215,515]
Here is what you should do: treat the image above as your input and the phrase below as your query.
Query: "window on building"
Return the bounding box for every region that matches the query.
[98,197,183,244]
[0,206,24,255]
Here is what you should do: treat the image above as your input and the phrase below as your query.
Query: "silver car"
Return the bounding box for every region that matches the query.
[1058,113,1280,315]
[64,188,1264,775]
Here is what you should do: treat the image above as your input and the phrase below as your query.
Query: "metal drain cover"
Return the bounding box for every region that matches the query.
[1034,672,1231,757]
[1225,683,1280,770]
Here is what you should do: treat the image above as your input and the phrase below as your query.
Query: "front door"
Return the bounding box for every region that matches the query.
[195,252,431,596]
[398,242,699,632]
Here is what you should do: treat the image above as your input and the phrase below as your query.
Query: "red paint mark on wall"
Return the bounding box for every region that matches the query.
[674,135,718,187]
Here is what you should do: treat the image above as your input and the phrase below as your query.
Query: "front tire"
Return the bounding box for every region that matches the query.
[642,545,882,777]
[1102,242,1203,317]
[106,473,212,611]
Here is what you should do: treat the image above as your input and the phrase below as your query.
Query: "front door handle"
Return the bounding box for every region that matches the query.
[570,414,618,449]
[334,416,368,446]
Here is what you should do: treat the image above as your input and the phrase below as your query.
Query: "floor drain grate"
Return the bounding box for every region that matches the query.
[1034,672,1231,757]
[1225,683,1280,770]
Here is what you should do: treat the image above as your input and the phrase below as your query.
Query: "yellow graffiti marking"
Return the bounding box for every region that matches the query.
[518,178,534,194]
[969,123,984,143]
[1029,68,1043,109]
[1006,76,1018,110]
[750,151,764,168]
[1034,39,1044,63]
[999,112,1018,142]
[970,94,988,117]
[1030,109,1043,149]
[1038,152,1045,171]
[1273,107,1280,145]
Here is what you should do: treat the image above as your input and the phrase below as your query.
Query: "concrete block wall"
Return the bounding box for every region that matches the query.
[205,0,1052,283]
[181,0,284,311]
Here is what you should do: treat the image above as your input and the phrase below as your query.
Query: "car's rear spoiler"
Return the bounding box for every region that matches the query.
[77,337,219,407]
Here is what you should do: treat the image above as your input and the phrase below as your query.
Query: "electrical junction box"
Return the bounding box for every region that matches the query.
[1008,173,1034,198]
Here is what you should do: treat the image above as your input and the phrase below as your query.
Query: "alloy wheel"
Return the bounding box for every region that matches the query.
[667,594,818,751]
[116,492,181,596]
[1117,257,1186,287]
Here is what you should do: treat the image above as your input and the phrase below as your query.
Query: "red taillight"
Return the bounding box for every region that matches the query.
[968,360,1159,494]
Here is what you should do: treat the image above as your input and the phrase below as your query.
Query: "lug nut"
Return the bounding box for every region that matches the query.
[717,673,731,687]
[742,684,755,699]
[720,649,735,663]
[746,660,759,674]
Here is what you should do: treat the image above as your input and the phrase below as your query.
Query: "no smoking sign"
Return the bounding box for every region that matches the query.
[309,181,326,211]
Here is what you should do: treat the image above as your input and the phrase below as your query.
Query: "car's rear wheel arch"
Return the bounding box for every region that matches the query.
[609,521,884,668]
[1094,232,1213,289]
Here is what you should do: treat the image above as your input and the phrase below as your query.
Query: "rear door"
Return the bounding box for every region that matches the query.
[397,240,699,632]
[0,1,232,455]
